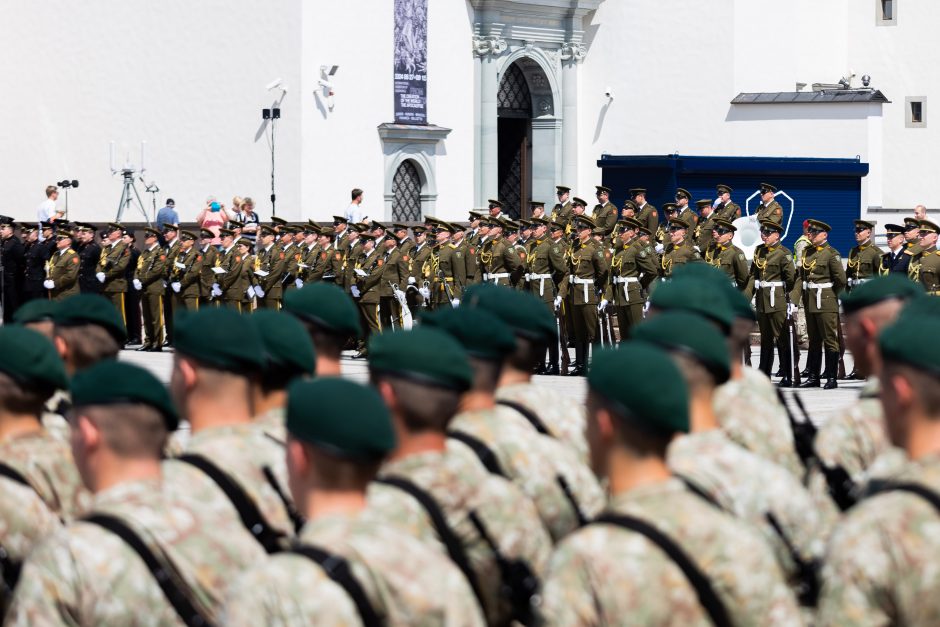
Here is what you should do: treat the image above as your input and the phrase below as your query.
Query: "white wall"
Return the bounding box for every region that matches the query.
[0,0,303,223]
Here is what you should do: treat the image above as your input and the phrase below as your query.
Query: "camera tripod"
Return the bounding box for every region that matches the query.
[115,168,152,225]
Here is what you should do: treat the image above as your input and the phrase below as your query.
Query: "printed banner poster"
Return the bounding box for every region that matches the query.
[393,0,428,124]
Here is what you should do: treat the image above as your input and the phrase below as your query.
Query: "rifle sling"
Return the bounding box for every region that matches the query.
[496,399,552,437]
[290,544,383,627]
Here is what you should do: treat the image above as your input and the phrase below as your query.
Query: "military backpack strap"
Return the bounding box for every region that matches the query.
[290,544,384,627]
[175,454,285,554]
[446,430,507,477]
[592,513,732,627]
[374,476,487,613]
[495,399,552,437]
[0,461,41,592]
[868,481,940,513]
[0,462,30,489]
[82,513,215,627]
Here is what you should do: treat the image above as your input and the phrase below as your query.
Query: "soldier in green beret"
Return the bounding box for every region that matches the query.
[749,220,798,383]
[9,360,266,625]
[52,294,127,376]
[133,228,169,352]
[283,283,362,376]
[222,377,486,626]
[791,219,848,389]
[912,219,940,294]
[538,340,801,625]
[44,229,80,301]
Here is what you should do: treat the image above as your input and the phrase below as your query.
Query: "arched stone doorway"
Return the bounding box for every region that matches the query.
[497,58,554,219]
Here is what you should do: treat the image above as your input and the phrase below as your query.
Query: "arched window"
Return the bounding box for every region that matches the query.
[391,160,423,222]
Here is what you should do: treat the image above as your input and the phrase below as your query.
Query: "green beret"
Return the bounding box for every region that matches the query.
[649,276,735,331]
[588,343,689,436]
[283,283,362,339]
[672,264,755,322]
[286,378,395,461]
[174,307,265,373]
[54,294,128,344]
[840,275,925,315]
[899,294,940,320]
[879,314,940,377]
[463,283,557,344]
[71,360,179,431]
[12,299,59,324]
[368,328,472,391]
[633,311,731,384]
[420,307,516,361]
[0,327,67,393]
[251,310,316,379]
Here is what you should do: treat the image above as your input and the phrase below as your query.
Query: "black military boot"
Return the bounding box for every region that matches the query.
[800,351,821,388]
[777,343,793,387]
[800,351,816,379]
[544,364,560,376]
[823,351,839,389]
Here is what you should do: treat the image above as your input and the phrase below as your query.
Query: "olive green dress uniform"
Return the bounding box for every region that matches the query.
[750,226,797,378]
[355,243,383,342]
[592,199,618,235]
[431,239,467,308]
[558,218,609,372]
[912,220,940,294]
[254,242,287,309]
[199,239,220,307]
[791,221,847,386]
[693,200,716,250]
[407,238,433,309]
[634,201,659,237]
[47,246,80,301]
[659,226,700,279]
[479,232,520,287]
[846,221,884,290]
[172,245,202,312]
[709,243,749,290]
[217,244,248,312]
[606,222,658,338]
[715,202,741,222]
[757,183,784,224]
[376,244,408,331]
[550,187,573,224]
[98,233,131,323]
[134,242,169,350]
[281,239,305,294]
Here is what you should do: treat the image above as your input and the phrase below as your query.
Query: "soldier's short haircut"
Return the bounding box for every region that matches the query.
[505,336,546,373]
[298,320,347,361]
[54,324,121,372]
[76,403,167,458]
[669,351,717,393]
[369,373,460,432]
[0,372,48,415]
[468,357,503,394]
[882,362,940,418]
[586,390,671,458]
[727,318,752,355]
[351,188,363,202]
[303,440,380,490]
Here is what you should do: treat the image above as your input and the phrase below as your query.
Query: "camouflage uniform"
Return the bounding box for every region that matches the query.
[817,453,940,625]
[713,367,805,481]
[6,478,266,625]
[447,406,605,542]
[253,406,287,446]
[668,430,837,600]
[367,449,551,625]
[495,382,589,465]
[539,479,803,626]
[222,511,486,626]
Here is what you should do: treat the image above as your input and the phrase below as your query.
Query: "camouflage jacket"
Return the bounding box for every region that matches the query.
[495,382,589,465]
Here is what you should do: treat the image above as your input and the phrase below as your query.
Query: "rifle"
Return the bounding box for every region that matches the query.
[556,300,571,373]
[785,296,802,387]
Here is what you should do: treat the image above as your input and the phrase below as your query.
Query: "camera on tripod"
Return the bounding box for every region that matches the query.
[57,179,79,189]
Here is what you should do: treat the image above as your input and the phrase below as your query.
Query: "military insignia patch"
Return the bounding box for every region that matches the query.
[235,256,242,262]
[197,255,202,261]
[738,253,745,261]
[403,255,409,261]
[377,259,384,266]
[280,252,286,259]
[321,252,328,260]
[72,257,79,264]
[639,250,647,258]
[469,248,476,255]
[552,246,560,254]
[335,252,342,260]
[160,255,166,261]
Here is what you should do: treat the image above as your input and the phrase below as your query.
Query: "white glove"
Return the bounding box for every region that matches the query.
[554,295,562,309]
[350,285,361,298]
[132,279,143,291]
[354,269,367,277]
[171,282,181,293]
[247,286,256,298]
[211,283,222,297]
[408,276,416,285]
[295,278,304,289]
[419,287,430,300]
[43,279,55,289]
[787,303,798,316]
[598,299,609,312]
[96,272,106,283]
[655,244,664,254]
[451,299,460,308]
[255,287,266,299]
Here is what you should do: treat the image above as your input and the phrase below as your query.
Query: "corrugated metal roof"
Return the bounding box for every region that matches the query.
[731,90,890,104]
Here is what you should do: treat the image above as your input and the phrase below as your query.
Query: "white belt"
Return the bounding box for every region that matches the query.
[526,273,553,296]
[804,281,833,309]
[613,276,640,302]
[483,272,510,283]
[755,280,784,307]
[571,275,594,301]
[848,278,870,287]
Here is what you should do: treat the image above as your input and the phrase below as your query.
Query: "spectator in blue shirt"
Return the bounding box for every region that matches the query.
[155,198,179,231]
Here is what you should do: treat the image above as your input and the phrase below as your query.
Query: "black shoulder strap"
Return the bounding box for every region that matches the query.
[446,430,507,477]
[869,481,940,513]
[291,544,384,627]
[592,513,732,627]
[82,513,215,627]
[176,454,285,554]
[496,399,552,437]
[0,462,30,489]
[374,476,486,611]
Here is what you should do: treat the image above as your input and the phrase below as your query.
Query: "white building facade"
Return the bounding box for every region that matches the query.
[2,0,934,229]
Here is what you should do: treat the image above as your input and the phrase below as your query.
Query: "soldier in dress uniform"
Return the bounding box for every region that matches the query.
[392,223,415,258]
[693,200,715,251]
[715,184,741,222]
[214,229,246,312]
[880,223,911,276]
[675,188,698,228]
[606,217,658,341]
[21,223,53,303]
[630,187,659,236]
[750,220,798,383]
[43,228,80,301]
[168,229,202,313]
[405,225,432,311]
[522,218,567,373]
[530,201,547,220]
[902,216,923,257]
[791,219,847,389]
[479,219,520,287]
[620,198,637,221]
[913,219,940,294]
[757,183,784,224]
[846,219,884,290]
[133,228,169,352]
[558,215,608,376]
[95,223,131,325]
[660,217,700,280]
[121,230,143,347]
[374,233,408,331]
[253,225,287,309]
[656,203,680,248]
[0,216,25,323]
[592,185,618,235]
[197,228,219,307]
[350,232,382,353]
[550,185,573,223]
[430,221,466,309]
[706,218,749,290]
[72,223,101,296]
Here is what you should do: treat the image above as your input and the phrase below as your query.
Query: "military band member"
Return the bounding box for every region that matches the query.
[675,188,698,228]
[757,183,784,224]
[169,230,203,313]
[530,200,547,220]
[656,203,680,248]
[338,223,359,292]
[694,199,717,250]
[880,223,911,276]
[375,234,407,331]
[352,232,382,353]
[161,224,181,345]
[592,185,618,234]
[715,184,741,222]
[253,225,287,309]
[479,219,518,287]
[430,222,466,309]
[902,217,923,256]
[551,185,573,223]
[630,187,659,236]
[43,229,80,301]
[791,219,847,389]
[913,219,940,294]
[235,238,256,309]
[522,218,567,373]
[73,223,102,295]
[198,228,219,307]
[660,217,699,279]
[392,223,414,259]
[707,219,749,290]
[558,215,608,375]
[215,229,246,312]
[750,220,797,384]
[96,223,131,324]
[279,226,305,294]
[846,219,883,290]
[133,228,169,352]
[607,217,657,340]
[22,223,53,303]
[405,226,432,310]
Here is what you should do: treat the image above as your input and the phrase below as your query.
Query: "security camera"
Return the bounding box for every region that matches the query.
[318,80,334,92]
[266,78,283,91]
[604,87,614,99]
[320,65,339,77]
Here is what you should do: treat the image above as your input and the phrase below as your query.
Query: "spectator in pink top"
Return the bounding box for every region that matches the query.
[196,198,230,245]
